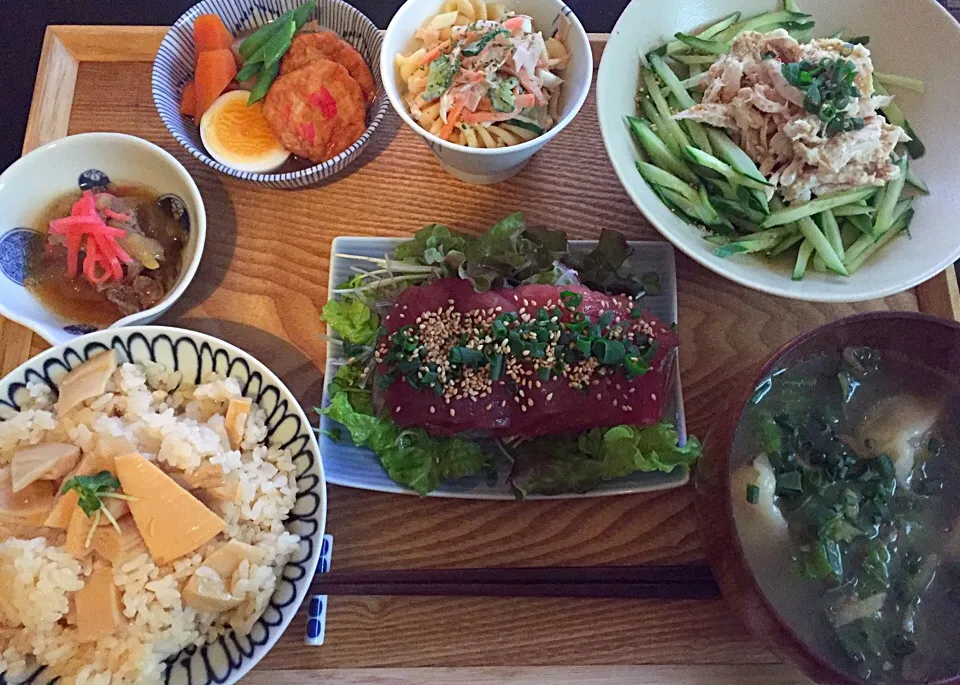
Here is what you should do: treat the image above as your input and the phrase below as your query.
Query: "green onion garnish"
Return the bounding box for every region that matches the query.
[561,291,583,309]
[490,353,504,381]
[449,346,486,366]
[576,336,593,356]
[594,339,626,365]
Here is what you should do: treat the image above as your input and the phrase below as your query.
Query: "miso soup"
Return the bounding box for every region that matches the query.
[731,346,960,683]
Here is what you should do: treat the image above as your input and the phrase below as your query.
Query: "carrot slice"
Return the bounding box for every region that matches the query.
[194,14,235,54]
[439,97,466,141]
[180,80,197,118]
[416,40,451,66]
[195,49,238,119]
[514,93,536,108]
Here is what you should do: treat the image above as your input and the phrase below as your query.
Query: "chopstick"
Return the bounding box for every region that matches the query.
[312,565,721,599]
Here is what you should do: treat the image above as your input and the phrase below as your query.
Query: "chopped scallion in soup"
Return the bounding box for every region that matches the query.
[732,347,960,683]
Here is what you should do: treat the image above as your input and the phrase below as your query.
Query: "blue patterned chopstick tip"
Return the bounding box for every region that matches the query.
[306,534,334,645]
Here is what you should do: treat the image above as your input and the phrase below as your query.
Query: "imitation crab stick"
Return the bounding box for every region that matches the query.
[502,16,526,34]
[516,68,547,105]
[514,93,536,108]
[193,14,235,54]
[439,97,466,140]
[461,109,517,124]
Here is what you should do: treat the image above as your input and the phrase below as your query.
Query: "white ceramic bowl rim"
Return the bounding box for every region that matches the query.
[153,0,389,183]
[0,132,206,342]
[381,0,593,156]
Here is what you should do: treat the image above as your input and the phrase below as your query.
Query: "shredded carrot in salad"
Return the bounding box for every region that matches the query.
[396,5,571,147]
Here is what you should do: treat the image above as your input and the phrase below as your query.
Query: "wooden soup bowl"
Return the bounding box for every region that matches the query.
[694,311,960,685]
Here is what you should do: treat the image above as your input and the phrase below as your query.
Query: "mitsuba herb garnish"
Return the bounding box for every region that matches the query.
[61,471,122,517]
[60,470,133,545]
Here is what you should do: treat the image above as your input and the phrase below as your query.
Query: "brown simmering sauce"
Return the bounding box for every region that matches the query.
[26,183,186,326]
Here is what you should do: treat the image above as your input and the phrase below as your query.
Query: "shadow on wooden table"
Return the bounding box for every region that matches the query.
[163,175,238,318]
[167,316,326,411]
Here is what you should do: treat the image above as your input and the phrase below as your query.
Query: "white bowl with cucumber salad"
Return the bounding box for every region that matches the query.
[597,0,960,302]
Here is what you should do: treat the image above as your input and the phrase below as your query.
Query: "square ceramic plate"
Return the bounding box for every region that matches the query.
[319,237,688,499]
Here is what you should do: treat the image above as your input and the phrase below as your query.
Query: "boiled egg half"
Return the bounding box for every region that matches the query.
[200,90,290,173]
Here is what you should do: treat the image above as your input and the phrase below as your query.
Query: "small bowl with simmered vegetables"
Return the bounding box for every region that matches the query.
[697,311,960,685]
[597,0,960,302]
[0,132,205,345]
[152,0,389,188]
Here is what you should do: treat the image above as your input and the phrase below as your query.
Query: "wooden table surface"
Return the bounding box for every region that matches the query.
[3,26,956,684]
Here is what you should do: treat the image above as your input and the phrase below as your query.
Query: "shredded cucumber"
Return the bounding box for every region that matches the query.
[760,188,876,228]
[628,2,927,280]
[793,240,814,280]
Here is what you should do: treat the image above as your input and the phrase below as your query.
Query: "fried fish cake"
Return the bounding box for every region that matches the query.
[262,59,367,163]
[280,32,377,105]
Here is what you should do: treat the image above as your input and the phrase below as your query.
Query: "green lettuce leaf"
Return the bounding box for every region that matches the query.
[327,364,374,415]
[568,228,660,297]
[321,297,380,345]
[394,214,568,292]
[460,213,569,291]
[319,368,488,496]
[395,223,468,271]
[509,422,701,496]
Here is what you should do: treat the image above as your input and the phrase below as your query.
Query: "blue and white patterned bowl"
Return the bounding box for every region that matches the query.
[0,326,326,685]
[152,0,390,189]
[0,133,206,346]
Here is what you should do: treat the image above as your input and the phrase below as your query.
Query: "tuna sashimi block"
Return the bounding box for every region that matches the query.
[376,278,678,439]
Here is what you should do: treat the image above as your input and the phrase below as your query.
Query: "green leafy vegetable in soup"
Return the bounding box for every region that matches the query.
[732,347,959,683]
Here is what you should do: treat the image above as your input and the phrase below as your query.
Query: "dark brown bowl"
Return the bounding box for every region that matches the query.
[695,311,960,685]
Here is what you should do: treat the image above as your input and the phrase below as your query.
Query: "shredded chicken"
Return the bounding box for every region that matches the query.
[674,30,909,202]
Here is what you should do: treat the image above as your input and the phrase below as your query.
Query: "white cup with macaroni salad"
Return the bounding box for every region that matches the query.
[381,0,592,184]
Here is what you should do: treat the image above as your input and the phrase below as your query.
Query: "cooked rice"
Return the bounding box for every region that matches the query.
[0,361,301,683]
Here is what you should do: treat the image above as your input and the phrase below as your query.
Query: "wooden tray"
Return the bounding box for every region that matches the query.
[4,25,959,685]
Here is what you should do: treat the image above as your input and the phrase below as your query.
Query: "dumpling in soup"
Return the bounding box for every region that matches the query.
[731,454,788,537]
[857,395,942,486]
